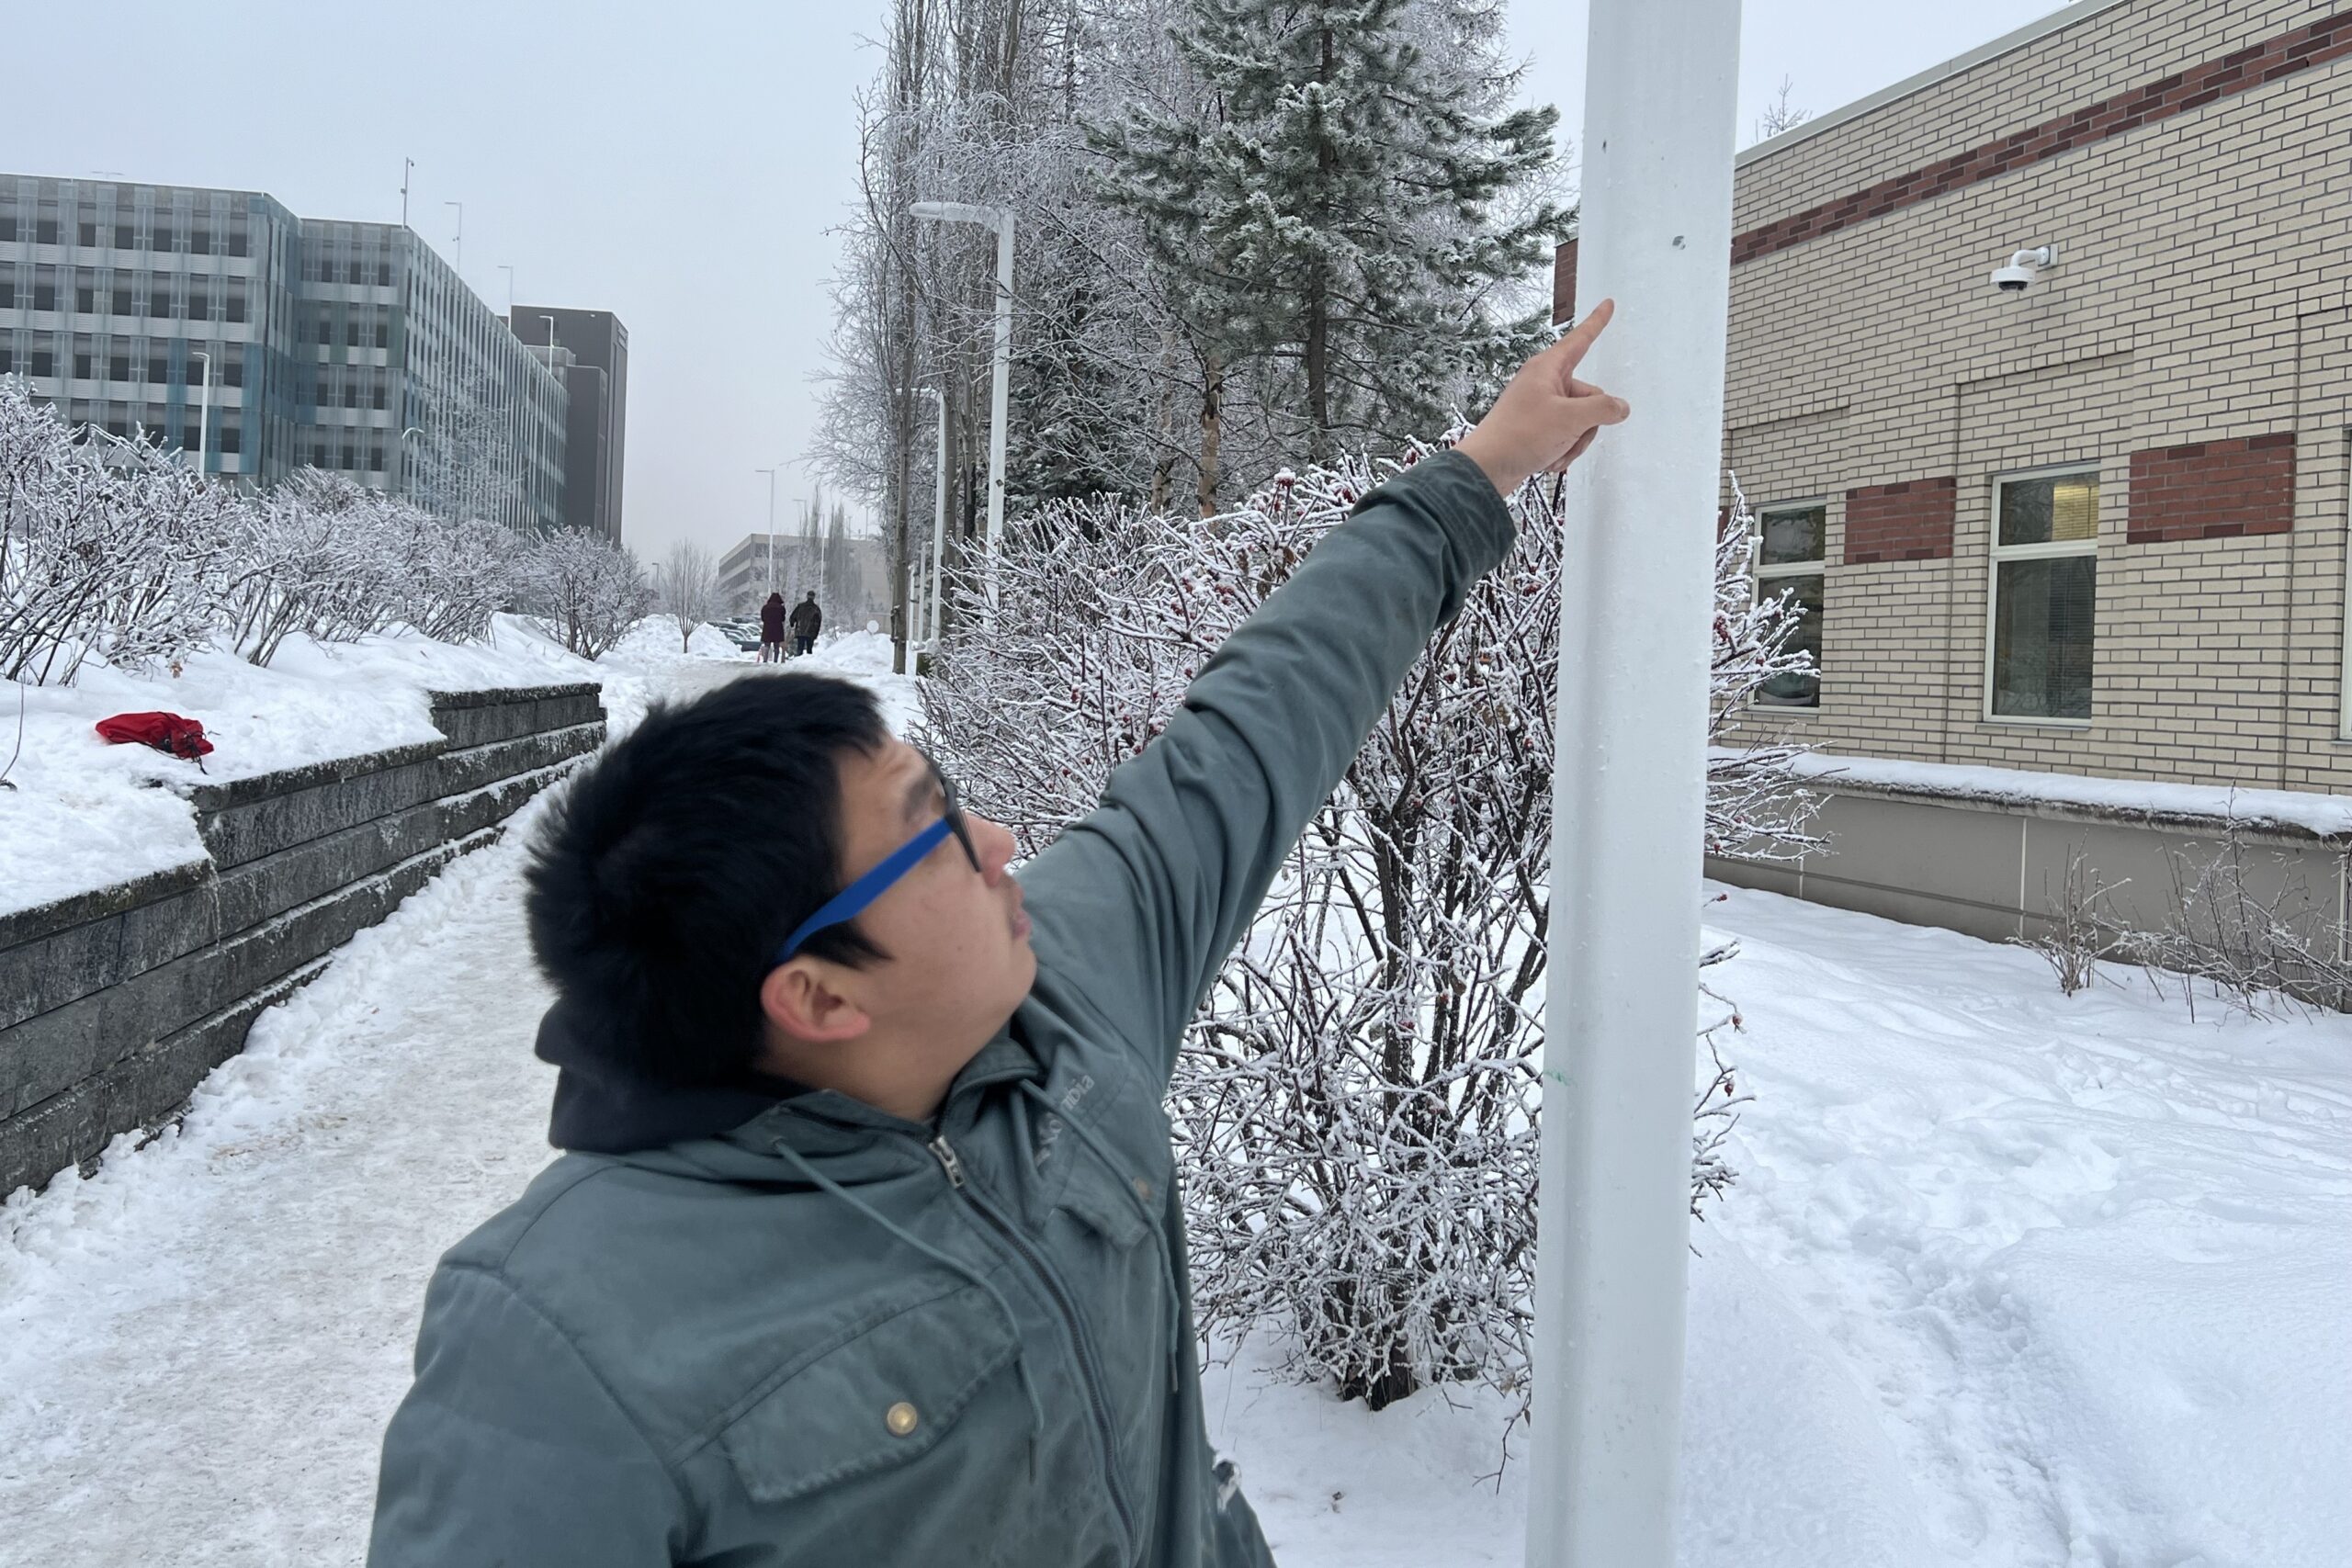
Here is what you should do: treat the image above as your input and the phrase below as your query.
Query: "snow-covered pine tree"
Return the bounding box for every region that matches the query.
[1091,0,1565,469]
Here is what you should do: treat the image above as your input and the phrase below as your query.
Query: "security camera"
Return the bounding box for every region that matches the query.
[1992,244,2058,293]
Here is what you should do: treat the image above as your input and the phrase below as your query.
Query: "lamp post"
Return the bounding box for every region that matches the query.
[755,467,780,596]
[1523,5,1742,1568]
[909,200,1012,614]
[400,424,425,510]
[188,349,212,476]
[499,265,514,317]
[918,386,947,646]
[445,200,464,281]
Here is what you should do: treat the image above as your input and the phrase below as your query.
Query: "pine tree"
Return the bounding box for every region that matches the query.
[1092,0,1566,467]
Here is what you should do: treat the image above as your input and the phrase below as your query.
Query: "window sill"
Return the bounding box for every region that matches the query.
[1978,716,2093,731]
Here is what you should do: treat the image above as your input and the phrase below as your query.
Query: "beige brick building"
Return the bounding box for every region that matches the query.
[1566,0,2352,790]
[1561,0,2352,941]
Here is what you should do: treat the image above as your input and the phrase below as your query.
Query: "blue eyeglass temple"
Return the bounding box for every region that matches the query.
[774,818,956,964]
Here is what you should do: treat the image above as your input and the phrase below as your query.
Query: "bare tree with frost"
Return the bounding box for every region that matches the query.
[922,439,1819,1422]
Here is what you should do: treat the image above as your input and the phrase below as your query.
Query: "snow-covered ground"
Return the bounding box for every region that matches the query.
[2,646,2344,1565]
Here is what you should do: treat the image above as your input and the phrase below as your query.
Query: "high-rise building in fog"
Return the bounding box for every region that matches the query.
[0,174,584,533]
[509,307,627,544]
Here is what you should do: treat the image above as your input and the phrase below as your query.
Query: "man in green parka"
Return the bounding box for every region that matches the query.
[367,303,1627,1566]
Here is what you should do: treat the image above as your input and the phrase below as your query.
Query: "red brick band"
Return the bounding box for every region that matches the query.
[1555,8,2352,319]
[2127,433,2296,543]
[1844,477,1957,564]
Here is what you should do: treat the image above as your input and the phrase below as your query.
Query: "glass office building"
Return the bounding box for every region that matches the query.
[0,175,567,532]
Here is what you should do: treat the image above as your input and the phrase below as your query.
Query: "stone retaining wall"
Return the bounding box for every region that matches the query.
[0,682,604,1197]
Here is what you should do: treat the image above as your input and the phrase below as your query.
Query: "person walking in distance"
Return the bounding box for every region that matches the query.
[366,304,1631,1567]
[788,591,822,658]
[757,592,786,665]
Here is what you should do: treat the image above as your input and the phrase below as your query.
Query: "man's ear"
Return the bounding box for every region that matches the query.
[760,959,874,1047]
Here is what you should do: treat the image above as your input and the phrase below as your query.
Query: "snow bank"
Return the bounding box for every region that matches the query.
[0,615,743,919]
[1770,748,2352,840]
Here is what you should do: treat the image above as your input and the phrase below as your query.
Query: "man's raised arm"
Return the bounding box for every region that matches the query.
[1021,303,1630,1078]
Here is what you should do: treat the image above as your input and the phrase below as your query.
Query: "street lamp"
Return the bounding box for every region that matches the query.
[909,200,1013,613]
[917,387,947,646]
[445,200,464,281]
[1523,5,1741,1568]
[400,424,425,508]
[498,265,514,317]
[188,349,212,476]
[755,466,780,596]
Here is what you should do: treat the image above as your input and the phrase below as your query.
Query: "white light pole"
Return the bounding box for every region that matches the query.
[445,200,464,282]
[909,200,1012,613]
[400,424,424,507]
[918,386,947,646]
[189,349,212,475]
[499,264,515,317]
[1525,6,1741,1568]
[755,467,780,596]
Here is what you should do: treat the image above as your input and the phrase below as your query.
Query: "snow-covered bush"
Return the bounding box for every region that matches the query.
[391,512,524,645]
[0,375,581,682]
[0,379,238,685]
[222,471,417,665]
[520,527,652,660]
[923,443,1820,1420]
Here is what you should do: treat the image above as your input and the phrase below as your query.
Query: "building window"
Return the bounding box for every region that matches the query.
[220,424,241,455]
[78,220,97,247]
[1988,468,2098,722]
[148,355,167,384]
[1753,502,1825,708]
[0,214,15,242]
[0,279,12,309]
[74,352,93,380]
[227,221,248,258]
[35,218,58,245]
[192,228,212,255]
[110,355,129,382]
[112,283,132,313]
[114,222,134,249]
[31,351,53,378]
[32,279,56,311]
[222,356,243,388]
[153,224,175,252]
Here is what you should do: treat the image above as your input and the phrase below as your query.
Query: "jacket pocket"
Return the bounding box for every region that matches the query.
[719,1283,1020,1506]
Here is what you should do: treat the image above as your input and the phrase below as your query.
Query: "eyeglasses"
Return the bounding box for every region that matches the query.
[774,756,980,964]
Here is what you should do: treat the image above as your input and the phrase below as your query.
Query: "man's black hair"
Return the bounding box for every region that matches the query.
[525,672,889,1086]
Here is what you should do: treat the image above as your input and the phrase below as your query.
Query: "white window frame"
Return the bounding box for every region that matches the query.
[1983,463,2099,728]
[1752,497,1828,711]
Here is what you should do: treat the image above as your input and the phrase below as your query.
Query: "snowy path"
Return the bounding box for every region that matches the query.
[0,825,559,1565]
[3,652,2345,1563]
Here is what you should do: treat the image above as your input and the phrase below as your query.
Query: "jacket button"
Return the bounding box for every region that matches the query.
[885,1402,920,1437]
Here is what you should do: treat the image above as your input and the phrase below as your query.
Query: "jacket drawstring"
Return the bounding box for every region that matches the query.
[767,1135,1047,1478]
[1017,1080,1186,1392]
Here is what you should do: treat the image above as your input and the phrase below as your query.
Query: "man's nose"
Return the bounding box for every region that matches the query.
[974,816,1017,881]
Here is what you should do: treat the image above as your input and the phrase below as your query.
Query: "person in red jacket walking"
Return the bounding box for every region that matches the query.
[757,592,786,664]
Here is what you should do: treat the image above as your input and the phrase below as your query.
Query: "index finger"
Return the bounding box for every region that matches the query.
[1548,297,1616,378]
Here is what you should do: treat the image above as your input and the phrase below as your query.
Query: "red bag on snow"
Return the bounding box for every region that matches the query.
[95,711,214,764]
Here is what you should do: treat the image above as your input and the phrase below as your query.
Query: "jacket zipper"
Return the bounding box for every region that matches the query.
[929,1134,1139,1557]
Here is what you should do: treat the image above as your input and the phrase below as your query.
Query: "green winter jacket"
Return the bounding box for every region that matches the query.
[366,449,1517,1567]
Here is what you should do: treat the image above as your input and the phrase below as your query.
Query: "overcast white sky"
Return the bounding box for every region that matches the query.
[9,0,2067,559]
